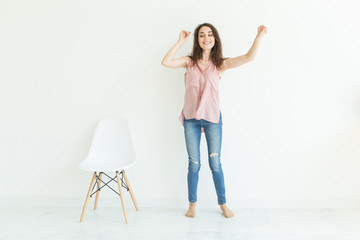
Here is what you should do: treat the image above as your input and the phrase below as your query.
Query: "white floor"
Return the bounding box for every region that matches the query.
[1,206,360,240]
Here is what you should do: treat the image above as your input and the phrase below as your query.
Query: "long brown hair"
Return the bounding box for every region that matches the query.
[189,23,226,70]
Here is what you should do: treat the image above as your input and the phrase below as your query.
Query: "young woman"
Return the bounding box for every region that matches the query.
[161,23,267,218]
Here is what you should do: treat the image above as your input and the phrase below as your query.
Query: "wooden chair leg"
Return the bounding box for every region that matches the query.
[80,172,97,222]
[116,172,128,224]
[94,172,102,210]
[122,170,139,211]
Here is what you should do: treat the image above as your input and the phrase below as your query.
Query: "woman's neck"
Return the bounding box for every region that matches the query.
[201,50,211,62]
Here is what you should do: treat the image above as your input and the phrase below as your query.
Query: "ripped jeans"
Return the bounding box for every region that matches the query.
[184,114,226,205]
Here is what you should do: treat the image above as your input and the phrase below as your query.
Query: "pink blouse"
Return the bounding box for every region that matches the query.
[179,59,222,132]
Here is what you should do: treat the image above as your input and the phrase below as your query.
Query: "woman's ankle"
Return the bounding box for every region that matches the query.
[185,202,196,217]
[219,204,234,218]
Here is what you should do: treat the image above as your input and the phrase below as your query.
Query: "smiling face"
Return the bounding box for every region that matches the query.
[198,26,215,51]
[190,23,224,69]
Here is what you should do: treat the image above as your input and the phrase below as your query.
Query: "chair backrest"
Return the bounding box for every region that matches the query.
[84,117,136,167]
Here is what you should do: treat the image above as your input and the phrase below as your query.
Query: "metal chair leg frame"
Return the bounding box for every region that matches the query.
[80,171,138,223]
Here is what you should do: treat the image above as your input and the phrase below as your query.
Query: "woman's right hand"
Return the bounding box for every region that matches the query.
[178,30,191,43]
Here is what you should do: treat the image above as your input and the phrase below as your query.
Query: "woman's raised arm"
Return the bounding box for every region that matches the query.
[221,25,267,72]
[161,30,191,69]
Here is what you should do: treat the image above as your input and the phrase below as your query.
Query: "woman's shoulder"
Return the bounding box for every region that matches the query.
[184,56,196,70]
[218,57,229,73]
[184,56,192,66]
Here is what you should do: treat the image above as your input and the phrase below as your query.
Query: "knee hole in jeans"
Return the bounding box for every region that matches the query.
[188,157,200,172]
[209,153,220,171]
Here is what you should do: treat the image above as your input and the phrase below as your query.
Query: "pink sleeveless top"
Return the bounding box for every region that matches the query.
[179,59,222,132]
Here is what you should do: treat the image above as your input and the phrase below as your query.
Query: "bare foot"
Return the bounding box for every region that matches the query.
[220,204,234,218]
[185,202,196,218]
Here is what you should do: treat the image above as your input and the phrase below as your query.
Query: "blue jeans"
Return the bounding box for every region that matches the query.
[184,114,226,205]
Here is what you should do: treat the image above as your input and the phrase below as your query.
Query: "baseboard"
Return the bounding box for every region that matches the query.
[1,196,360,208]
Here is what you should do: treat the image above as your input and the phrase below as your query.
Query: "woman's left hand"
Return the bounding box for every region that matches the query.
[256,25,267,38]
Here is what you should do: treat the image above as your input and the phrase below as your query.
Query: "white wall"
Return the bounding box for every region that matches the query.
[1,0,360,208]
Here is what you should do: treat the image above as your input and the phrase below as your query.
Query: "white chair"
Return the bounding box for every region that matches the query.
[79,117,139,223]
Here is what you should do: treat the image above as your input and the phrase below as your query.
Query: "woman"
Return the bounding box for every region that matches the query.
[161,23,267,218]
